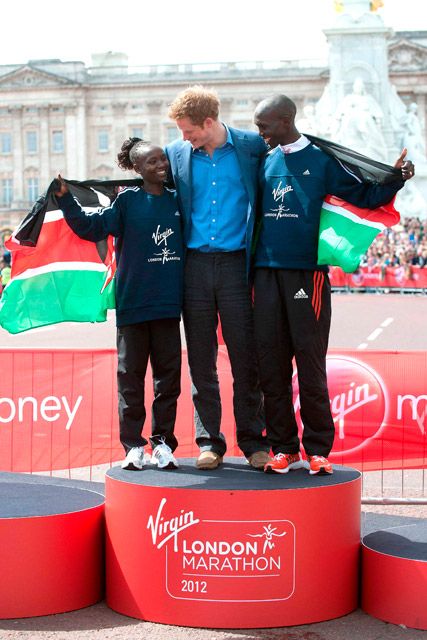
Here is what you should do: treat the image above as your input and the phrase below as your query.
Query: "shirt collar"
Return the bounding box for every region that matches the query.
[279,134,310,155]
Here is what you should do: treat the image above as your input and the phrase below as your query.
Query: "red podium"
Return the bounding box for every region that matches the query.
[106,458,361,628]
[362,521,427,630]
[0,474,104,619]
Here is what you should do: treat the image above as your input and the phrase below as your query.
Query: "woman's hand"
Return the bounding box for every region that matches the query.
[53,174,69,197]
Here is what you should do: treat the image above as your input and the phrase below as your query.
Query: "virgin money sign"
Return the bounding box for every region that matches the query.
[0,347,425,472]
[293,350,427,470]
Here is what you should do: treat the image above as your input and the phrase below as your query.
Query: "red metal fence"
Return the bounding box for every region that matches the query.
[329,265,427,292]
[1,348,426,489]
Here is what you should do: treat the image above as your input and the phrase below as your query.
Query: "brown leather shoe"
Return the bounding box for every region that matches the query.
[196,451,223,470]
[247,450,270,469]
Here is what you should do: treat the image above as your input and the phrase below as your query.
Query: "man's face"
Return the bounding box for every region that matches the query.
[254,110,288,149]
[175,117,213,149]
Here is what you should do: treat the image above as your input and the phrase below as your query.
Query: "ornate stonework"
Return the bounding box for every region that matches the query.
[389,41,427,72]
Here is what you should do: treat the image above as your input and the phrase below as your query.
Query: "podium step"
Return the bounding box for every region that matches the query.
[362,518,427,630]
[0,473,104,619]
[105,457,361,628]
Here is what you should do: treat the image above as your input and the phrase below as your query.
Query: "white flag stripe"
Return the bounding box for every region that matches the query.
[13,262,107,281]
[44,209,64,223]
[44,204,104,224]
[322,202,386,231]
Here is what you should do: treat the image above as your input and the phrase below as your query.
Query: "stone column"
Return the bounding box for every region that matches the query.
[10,105,25,208]
[112,102,128,153]
[146,100,162,143]
[39,105,50,190]
[75,97,88,180]
[219,97,232,122]
[65,103,78,178]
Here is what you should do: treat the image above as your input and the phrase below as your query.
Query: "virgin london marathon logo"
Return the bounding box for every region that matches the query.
[148,224,180,264]
[146,498,295,602]
[265,180,298,220]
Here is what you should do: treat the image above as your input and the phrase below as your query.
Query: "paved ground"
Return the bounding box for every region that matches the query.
[0,602,425,640]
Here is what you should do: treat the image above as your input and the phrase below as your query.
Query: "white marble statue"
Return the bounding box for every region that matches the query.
[296,104,319,136]
[402,102,427,165]
[333,77,388,161]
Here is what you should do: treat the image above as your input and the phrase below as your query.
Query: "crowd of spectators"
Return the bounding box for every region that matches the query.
[359,216,427,276]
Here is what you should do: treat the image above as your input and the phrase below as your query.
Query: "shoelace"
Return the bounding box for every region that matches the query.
[274,453,299,462]
[309,455,328,463]
[154,444,171,459]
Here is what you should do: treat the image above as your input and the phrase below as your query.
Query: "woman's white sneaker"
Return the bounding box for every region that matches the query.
[122,446,145,470]
[151,443,179,469]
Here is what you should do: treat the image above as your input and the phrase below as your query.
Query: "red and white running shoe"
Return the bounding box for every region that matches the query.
[307,455,333,475]
[264,452,304,474]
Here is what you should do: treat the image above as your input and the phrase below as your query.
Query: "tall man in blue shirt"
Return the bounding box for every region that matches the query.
[166,85,269,470]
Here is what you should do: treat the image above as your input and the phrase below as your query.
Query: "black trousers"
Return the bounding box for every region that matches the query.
[253,268,335,457]
[117,318,181,453]
[183,250,268,458]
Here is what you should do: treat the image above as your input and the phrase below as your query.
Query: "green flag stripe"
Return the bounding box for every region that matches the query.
[318,208,380,273]
[0,269,115,334]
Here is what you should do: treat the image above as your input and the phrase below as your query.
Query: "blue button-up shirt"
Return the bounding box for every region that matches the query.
[188,127,249,251]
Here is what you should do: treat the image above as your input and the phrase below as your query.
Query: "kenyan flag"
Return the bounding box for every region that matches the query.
[0,209,115,334]
[317,194,400,273]
[0,178,142,334]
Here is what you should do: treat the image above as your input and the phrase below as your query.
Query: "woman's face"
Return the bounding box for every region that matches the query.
[133,146,169,185]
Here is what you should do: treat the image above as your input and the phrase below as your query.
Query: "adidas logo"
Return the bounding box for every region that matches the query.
[303,169,310,175]
[294,288,308,299]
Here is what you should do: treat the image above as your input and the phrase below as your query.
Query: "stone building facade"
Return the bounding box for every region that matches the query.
[1,31,427,230]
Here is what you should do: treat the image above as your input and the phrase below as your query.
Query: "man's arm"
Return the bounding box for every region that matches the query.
[325,150,415,209]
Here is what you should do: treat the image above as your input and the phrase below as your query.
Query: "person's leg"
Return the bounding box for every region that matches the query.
[254,268,300,455]
[117,323,150,452]
[149,318,181,452]
[216,252,268,458]
[284,270,335,457]
[183,251,226,457]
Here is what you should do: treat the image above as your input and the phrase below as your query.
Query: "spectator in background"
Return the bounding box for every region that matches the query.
[0,252,11,295]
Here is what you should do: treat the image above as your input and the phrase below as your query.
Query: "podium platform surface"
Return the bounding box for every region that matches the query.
[0,474,104,619]
[363,521,427,560]
[107,457,359,488]
[362,519,427,630]
[0,481,103,518]
[106,458,361,628]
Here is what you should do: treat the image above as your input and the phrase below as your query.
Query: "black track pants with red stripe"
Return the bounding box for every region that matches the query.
[253,268,335,457]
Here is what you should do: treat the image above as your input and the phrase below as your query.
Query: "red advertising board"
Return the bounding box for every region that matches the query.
[0,347,425,472]
[329,265,427,290]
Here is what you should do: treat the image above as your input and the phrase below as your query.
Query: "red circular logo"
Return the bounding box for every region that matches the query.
[292,356,388,456]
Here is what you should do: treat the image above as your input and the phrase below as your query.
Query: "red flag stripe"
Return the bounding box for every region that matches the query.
[8,218,105,278]
[324,194,399,226]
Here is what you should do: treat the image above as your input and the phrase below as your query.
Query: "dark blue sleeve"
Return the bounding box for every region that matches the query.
[58,190,124,241]
[325,156,405,209]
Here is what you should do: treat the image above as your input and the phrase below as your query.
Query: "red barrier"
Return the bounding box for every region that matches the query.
[0,347,425,472]
[329,265,427,290]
